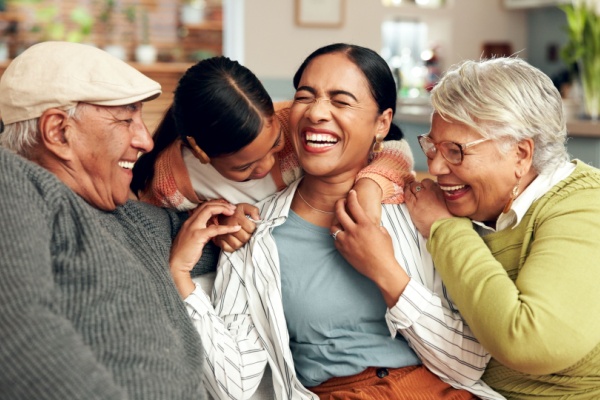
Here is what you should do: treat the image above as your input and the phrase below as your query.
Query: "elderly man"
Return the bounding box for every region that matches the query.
[0,41,237,399]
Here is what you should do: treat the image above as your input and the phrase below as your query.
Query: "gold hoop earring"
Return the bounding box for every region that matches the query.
[372,134,384,153]
[502,177,522,214]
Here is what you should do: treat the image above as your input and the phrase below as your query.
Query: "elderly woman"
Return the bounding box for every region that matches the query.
[396,58,600,398]
[170,44,504,400]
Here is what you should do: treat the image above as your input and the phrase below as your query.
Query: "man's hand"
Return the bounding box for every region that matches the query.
[169,200,241,298]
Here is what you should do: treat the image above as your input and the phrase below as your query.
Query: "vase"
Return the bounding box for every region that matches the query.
[578,58,600,121]
[180,1,206,25]
[135,44,157,64]
[104,44,127,61]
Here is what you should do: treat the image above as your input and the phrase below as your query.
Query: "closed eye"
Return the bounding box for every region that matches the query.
[294,96,314,104]
[331,100,350,107]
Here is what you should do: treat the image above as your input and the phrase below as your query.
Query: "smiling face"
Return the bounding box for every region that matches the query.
[289,53,391,180]
[426,113,524,222]
[210,116,284,182]
[67,103,153,210]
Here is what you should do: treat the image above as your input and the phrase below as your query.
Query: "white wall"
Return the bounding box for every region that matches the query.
[242,0,528,80]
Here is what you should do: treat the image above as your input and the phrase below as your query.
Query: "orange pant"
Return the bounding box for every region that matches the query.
[309,365,478,400]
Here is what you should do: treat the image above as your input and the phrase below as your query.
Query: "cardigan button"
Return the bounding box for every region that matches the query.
[376,368,389,378]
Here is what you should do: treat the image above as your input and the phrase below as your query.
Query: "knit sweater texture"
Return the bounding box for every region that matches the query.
[0,148,209,400]
[427,161,600,399]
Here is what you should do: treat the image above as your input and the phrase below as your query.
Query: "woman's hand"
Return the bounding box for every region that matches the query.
[170,200,242,298]
[331,190,410,308]
[212,203,260,252]
[404,179,453,238]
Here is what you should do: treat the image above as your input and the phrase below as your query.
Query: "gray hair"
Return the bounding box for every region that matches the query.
[1,106,80,158]
[430,57,569,174]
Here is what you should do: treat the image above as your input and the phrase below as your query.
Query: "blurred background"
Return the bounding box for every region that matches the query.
[1,0,598,171]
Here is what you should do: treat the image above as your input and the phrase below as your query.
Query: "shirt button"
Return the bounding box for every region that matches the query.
[376,368,389,378]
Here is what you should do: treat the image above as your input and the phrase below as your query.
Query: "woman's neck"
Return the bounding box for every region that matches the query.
[292,176,354,227]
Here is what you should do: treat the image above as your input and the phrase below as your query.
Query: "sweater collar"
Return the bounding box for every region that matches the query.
[474,160,576,234]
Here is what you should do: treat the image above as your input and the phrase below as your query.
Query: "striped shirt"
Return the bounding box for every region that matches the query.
[184,178,505,400]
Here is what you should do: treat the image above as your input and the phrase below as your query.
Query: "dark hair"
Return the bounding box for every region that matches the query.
[131,56,274,195]
[292,43,402,141]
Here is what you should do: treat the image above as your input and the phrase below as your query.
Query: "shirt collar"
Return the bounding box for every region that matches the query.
[473,161,576,234]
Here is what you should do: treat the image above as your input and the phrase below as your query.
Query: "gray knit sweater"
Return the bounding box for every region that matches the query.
[0,148,213,400]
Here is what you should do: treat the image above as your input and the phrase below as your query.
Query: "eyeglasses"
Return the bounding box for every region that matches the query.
[418,134,490,165]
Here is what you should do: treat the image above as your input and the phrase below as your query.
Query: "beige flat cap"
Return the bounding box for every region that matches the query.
[0,41,161,125]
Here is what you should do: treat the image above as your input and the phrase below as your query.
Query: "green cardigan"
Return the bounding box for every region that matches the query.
[428,161,600,399]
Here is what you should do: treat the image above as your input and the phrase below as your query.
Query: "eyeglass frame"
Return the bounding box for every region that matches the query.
[418,134,491,165]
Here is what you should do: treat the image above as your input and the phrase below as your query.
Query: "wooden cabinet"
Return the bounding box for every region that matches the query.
[179,20,223,61]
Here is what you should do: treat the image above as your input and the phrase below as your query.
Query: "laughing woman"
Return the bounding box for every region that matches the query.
[402,58,600,399]
[170,43,503,400]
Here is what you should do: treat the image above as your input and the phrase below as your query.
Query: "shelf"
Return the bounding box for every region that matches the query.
[182,20,223,31]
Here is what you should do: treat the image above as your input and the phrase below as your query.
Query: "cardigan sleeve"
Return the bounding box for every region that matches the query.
[356,138,415,203]
[139,139,201,211]
[427,186,600,375]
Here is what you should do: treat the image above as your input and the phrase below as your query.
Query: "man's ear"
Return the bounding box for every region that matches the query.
[376,108,393,140]
[38,109,73,161]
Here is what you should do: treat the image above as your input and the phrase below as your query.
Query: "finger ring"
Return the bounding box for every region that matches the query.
[331,229,342,240]
[415,185,422,192]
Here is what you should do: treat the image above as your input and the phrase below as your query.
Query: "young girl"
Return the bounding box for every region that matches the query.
[131,56,414,251]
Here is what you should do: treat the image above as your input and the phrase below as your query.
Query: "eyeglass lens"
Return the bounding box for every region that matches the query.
[419,136,463,165]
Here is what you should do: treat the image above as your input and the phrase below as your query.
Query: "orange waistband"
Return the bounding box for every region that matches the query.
[309,365,477,400]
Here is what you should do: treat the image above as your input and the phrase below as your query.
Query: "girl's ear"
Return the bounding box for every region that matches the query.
[38,109,73,161]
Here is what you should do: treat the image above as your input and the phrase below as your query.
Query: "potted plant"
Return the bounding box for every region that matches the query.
[135,6,157,64]
[66,6,94,44]
[100,0,126,60]
[561,0,600,120]
[180,0,206,25]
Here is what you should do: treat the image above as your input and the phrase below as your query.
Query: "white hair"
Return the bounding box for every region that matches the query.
[430,57,569,174]
[1,106,81,158]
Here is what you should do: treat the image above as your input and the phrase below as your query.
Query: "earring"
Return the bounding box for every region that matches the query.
[186,136,211,164]
[372,134,384,153]
[502,177,522,214]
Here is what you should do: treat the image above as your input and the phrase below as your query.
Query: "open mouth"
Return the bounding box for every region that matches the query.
[118,161,135,170]
[305,132,338,148]
[439,184,469,199]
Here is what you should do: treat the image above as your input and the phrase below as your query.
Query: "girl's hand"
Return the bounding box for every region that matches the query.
[213,203,261,252]
[351,178,382,225]
[170,200,241,297]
